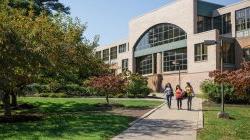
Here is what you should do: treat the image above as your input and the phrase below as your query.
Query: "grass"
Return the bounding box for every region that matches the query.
[0,97,163,140]
[198,101,250,140]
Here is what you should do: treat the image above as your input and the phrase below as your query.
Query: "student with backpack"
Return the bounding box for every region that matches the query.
[185,82,194,111]
[175,85,183,110]
[164,83,173,109]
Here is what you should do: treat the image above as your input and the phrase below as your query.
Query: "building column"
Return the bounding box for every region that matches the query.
[157,52,162,74]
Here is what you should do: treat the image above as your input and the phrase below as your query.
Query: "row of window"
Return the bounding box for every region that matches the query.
[95,43,127,61]
[197,7,250,36]
[136,48,188,75]
[136,41,236,75]
[135,24,187,51]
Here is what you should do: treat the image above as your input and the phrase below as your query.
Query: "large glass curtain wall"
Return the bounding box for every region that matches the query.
[135,24,187,51]
[134,24,187,75]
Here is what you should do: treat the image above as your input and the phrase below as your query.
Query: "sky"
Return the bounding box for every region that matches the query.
[60,0,241,46]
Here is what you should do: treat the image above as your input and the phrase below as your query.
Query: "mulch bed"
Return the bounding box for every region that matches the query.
[110,108,152,118]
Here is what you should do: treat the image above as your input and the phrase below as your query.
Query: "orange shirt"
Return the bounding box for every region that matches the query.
[176,89,182,99]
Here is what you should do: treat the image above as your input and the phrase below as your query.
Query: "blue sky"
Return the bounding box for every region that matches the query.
[60,0,241,46]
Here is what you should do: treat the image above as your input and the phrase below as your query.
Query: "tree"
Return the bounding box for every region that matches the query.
[0,1,105,116]
[87,75,126,104]
[8,0,70,15]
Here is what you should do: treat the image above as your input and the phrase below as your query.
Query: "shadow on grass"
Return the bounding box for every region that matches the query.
[0,113,135,139]
[0,101,138,139]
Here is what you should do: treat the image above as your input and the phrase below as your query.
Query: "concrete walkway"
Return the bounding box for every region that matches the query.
[113,97,203,140]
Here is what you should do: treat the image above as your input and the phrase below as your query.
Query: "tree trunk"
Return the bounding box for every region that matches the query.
[3,93,11,117]
[11,92,17,107]
[106,94,109,105]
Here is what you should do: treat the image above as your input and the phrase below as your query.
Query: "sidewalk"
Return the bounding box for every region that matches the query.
[113,97,203,140]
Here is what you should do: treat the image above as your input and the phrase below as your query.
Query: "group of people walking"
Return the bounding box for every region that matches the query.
[164,82,195,110]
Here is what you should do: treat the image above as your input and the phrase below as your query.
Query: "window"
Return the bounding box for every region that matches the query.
[119,44,126,53]
[223,13,232,34]
[135,24,186,51]
[102,49,109,61]
[213,16,222,34]
[110,46,117,60]
[243,48,250,61]
[95,51,102,59]
[197,16,212,33]
[236,7,250,37]
[122,59,128,72]
[194,43,208,61]
[222,41,235,64]
[136,55,152,75]
[213,13,231,34]
[163,48,187,72]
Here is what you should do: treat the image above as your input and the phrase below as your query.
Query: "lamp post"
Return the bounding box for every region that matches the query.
[172,60,181,87]
[204,39,229,119]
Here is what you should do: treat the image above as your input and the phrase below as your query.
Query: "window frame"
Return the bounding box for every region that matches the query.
[122,59,129,72]
[102,49,109,61]
[110,46,117,60]
[136,55,153,75]
[163,48,187,72]
[236,7,250,37]
[194,43,208,62]
[119,44,126,53]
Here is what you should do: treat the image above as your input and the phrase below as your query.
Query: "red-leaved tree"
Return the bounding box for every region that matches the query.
[210,62,250,96]
[87,75,126,104]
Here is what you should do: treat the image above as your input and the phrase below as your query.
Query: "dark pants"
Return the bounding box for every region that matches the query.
[177,98,182,109]
[166,95,172,108]
[187,96,193,110]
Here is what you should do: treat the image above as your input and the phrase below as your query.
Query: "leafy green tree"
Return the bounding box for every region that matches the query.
[0,1,106,116]
[8,0,70,15]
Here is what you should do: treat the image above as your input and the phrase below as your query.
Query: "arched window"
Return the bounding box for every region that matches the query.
[134,23,187,75]
[135,23,187,51]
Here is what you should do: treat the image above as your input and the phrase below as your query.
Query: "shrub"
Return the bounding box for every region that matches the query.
[200,80,250,104]
[23,83,50,95]
[59,84,94,97]
[125,73,151,98]
[36,93,68,98]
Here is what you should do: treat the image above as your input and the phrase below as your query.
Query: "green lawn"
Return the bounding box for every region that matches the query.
[198,102,250,140]
[0,97,163,140]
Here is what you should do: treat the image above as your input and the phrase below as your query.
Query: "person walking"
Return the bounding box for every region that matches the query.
[185,82,194,111]
[175,85,183,110]
[164,83,173,109]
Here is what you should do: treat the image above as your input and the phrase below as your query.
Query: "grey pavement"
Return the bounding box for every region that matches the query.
[113,97,203,140]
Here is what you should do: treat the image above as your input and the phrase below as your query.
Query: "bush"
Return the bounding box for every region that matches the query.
[35,93,69,98]
[59,84,95,97]
[200,80,250,104]
[126,73,151,98]
[23,83,50,95]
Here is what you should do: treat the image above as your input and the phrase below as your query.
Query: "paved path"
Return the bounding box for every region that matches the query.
[113,97,203,140]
